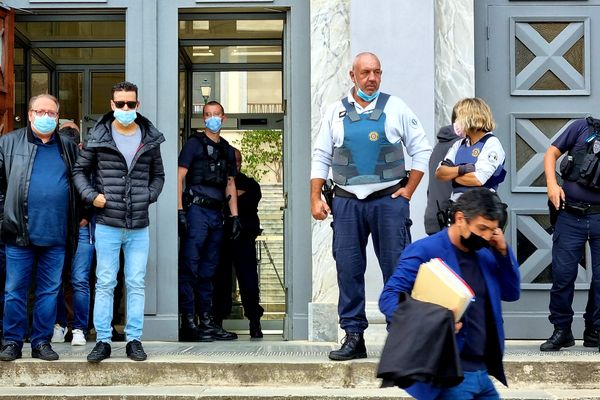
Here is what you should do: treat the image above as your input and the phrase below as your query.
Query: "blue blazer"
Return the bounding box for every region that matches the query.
[379,229,520,399]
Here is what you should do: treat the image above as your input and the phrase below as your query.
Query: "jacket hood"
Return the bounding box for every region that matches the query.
[88,111,165,146]
[437,124,459,143]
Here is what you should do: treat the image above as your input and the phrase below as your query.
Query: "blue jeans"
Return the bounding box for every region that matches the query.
[550,211,600,330]
[436,370,499,399]
[331,195,412,332]
[57,225,94,331]
[3,244,65,349]
[0,241,5,329]
[93,224,149,343]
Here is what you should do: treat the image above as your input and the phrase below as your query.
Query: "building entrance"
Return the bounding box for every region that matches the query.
[178,10,286,336]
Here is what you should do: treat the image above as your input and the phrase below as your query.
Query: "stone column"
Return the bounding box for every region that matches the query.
[308,0,351,342]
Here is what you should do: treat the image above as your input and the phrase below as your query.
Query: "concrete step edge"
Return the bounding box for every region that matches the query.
[1,386,600,400]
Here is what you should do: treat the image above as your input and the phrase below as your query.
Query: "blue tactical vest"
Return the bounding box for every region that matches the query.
[452,133,506,194]
[331,93,407,186]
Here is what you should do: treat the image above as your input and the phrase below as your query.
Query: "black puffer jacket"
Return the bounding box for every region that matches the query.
[72,111,165,229]
[0,127,80,250]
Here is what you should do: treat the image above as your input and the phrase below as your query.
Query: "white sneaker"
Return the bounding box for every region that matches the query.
[71,329,86,346]
[51,324,65,343]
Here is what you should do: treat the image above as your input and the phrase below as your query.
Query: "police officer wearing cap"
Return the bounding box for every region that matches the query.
[435,98,506,203]
[177,100,240,342]
[311,52,432,361]
[541,116,600,351]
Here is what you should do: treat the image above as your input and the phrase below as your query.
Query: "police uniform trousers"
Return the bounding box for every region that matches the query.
[212,232,264,322]
[331,194,412,333]
[178,204,224,316]
[550,210,600,330]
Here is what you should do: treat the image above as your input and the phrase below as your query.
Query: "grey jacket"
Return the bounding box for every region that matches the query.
[424,124,461,235]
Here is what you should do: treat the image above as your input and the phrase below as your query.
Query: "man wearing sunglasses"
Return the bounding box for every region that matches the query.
[73,81,165,363]
[0,94,81,362]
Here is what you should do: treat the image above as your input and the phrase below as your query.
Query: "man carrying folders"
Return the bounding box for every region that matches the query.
[379,188,520,399]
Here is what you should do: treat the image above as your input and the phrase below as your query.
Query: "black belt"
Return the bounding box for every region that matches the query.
[564,201,600,215]
[334,179,407,200]
[190,195,224,210]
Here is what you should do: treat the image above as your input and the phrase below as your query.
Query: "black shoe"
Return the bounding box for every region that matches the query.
[328,332,367,361]
[197,313,238,341]
[111,326,125,342]
[540,328,575,351]
[583,327,599,348]
[0,341,22,361]
[87,341,111,363]
[31,342,59,361]
[179,314,214,342]
[126,340,147,361]
[249,320,263,339]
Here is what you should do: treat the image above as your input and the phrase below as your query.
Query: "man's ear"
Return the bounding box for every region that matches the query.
[349,70,355,83]
[454,210,465,225]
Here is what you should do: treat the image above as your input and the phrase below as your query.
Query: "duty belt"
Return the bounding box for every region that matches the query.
[190,195,224,210]
[333,178,407,201]
[564,201,600,216]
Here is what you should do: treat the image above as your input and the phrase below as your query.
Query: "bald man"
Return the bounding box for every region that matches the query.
[311,52,432,360]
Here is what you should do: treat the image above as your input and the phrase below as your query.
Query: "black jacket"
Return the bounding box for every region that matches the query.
[0,127,80,251]
[73,111,165,229]
[378,293,463,391]
[224,172,262,238]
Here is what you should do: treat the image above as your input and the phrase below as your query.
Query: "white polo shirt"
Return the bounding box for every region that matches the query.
[311,90,432,199]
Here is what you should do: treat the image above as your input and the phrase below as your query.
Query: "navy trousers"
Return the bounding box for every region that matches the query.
[331,195,412,333]
[212,234,264,322]
[178,204,224,316]
[550,210,600,330]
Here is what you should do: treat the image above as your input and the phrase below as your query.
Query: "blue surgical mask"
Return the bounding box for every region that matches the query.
[205,116,222,133]
[356,87,380,102]
[113,108,137,126]
[33,115,57,134]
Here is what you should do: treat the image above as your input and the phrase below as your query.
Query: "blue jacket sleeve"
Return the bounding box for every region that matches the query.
[379,242,430,322]
[491,245,521,302]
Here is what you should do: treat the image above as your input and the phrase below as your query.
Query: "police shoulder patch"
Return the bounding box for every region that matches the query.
[488,151,498,163]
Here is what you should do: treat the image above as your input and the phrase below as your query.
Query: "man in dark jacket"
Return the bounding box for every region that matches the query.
[73,81,165,363]
[424,107,462,235]
[0,94,80,362]
[212,148,264,339]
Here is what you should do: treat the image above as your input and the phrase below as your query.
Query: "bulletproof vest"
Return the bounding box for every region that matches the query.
[560,117,600,190]
[331,93,407,186]
[186,133,230,189]
[452,133,506,194]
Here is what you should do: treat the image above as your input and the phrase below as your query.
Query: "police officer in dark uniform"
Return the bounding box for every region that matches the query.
[541,116,600,351]
[212,148,264,339]
[177,100,240,342]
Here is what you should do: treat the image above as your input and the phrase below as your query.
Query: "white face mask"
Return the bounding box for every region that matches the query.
[453,121,466,137]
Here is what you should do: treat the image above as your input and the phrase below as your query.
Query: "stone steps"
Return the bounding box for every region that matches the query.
[1,341,600,399]
[4,386,600,399]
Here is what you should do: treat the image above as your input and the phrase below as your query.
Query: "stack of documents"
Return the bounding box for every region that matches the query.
[411,258,474,322]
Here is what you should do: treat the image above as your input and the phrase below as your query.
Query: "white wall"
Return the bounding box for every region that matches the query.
[350,0,435,309]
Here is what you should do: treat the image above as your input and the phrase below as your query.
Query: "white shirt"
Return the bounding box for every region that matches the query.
[440,134,506,201]
[311,90,432,199]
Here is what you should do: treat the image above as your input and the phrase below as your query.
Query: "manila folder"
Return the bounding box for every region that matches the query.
[411,258,474,322]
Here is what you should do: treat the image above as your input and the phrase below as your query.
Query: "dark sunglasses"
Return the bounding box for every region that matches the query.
[113,100,138,109]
